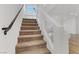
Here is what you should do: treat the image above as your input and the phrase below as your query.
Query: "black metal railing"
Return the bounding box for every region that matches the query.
[2,5,23,35]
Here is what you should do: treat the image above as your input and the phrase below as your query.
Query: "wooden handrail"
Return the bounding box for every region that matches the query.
[2,5,23,35]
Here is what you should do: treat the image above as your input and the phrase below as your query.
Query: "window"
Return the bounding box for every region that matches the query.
[25,4,37,15]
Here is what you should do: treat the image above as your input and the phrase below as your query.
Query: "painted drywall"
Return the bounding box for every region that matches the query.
[76,16,79,34]
[41,4,79,34]
[63,18,76,34]
[0,4,23,53]
[37,5,73,54]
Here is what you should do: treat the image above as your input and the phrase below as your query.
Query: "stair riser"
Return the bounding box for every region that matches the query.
[19,31,41,35]
[22,23,38,26]
[16,44,46,53]
[21,27,39,30]
[22,20,37,23]
[23,19,36,21]
[18,36,43,43]
[22,21,37,23]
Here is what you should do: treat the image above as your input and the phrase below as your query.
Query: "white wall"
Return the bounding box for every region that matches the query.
[63,18,76,34]
[0,4,23,54]
[37,5,72,54]
[41,4,79,34]
[76,16,79,34]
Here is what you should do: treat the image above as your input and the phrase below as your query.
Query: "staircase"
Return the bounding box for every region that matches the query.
[16,19,50,54]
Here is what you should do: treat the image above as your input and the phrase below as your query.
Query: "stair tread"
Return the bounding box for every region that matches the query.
[23,19,36,21]
[23,19,36,20]
[16,45,46,53]
[21,26,38,27]
[22,22,37,24]
[19,34,42,38]
[17,47,49,54]
[22,23,38,24]
[16,40,46,48]
[18,34,43,43]
[20,30,41,35]
[22,23,38,26]
[21,26,39,30]
[20,30,41,32]
[19,30,41,35]
[22,20,36,22]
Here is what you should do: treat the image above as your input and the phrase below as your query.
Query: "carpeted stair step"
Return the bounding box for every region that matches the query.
[22,23,38,26]
[16,42,46,53]
[18,34,43,43]
[16,47,50,54]
[22,19,37,23]
[23,19,36,21]
[16,39,46,49]
[21,26,39,30]
[19,30,41,35]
